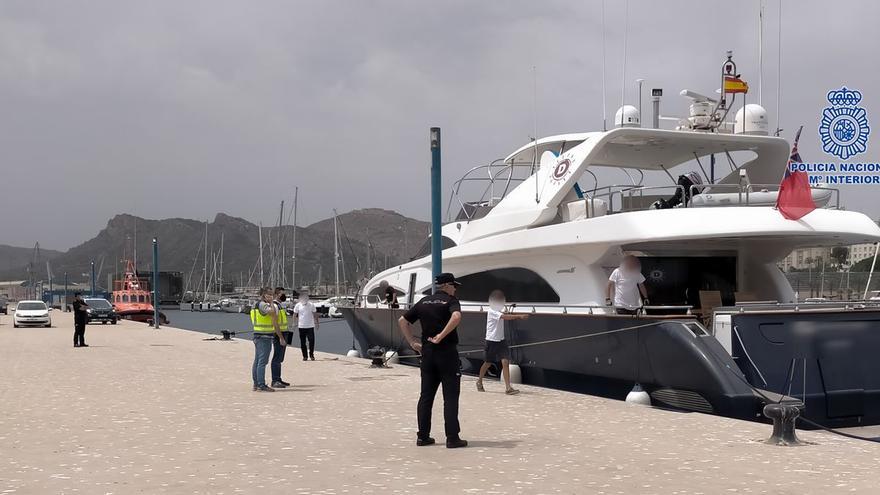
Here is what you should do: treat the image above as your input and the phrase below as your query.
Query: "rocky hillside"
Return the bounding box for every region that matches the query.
[0,209,429,290]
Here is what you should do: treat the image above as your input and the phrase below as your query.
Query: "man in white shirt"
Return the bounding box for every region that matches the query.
[476,290,529,395]
[606,255,649,315]
[293,292,319,361]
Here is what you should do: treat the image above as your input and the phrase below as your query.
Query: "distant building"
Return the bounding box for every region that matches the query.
[780,242,879,271]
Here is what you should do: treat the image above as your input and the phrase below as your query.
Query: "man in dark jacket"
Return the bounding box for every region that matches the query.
[652,171,704,209]
[72,293,90,347]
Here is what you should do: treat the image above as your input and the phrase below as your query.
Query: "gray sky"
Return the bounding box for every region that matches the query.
[1,0,879,250]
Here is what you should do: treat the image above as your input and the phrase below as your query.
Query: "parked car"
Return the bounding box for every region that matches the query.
[13,300,52,328]
[84,298,118,324]
[0,295,7,315]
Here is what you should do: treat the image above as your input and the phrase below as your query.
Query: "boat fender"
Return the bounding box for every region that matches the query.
[384,350,400,365]
[625,383,651,405]
[346,349,361,358]
[508,364,522,384]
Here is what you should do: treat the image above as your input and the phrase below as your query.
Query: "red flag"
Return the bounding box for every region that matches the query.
[776,126,816,220]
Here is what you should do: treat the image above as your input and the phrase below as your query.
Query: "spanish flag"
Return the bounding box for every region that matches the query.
[724,75,749,94]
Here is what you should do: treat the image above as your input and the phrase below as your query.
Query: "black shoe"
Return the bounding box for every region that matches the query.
[74,344,80,348]
[446,437,468,449]
[279,380,291,386]
[271,381,288,388]
[303,357,308,361]
[416,437,436,447]
[310,355,316,361]
[255,385,275,392]
[252,385,258,391]
[80,344,89,347]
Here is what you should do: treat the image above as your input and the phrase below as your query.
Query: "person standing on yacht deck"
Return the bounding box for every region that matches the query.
[606,255,649,315]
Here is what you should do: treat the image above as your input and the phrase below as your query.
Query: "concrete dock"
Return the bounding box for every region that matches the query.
[1,312,879,494]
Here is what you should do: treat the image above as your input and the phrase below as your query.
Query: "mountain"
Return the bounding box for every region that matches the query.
[0,210,429,292]
[0,244,63,274]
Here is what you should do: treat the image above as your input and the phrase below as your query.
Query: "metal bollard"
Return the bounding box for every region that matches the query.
[763,403,803,446]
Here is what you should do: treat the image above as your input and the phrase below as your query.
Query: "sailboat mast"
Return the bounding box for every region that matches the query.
[278,200,284,288]
[259,223,264,288]
[219,232,224,295]
[203,221,208,300]
[334,209,340,296]
[292,187,298,291]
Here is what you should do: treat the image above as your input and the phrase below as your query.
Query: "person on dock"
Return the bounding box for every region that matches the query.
[606,255,649,315]
[251,287,286,392]
[293,291,319,361]
[398,272,468,449]
[476,290,528,395]
[72,292,90,348]
[270,287,292,388]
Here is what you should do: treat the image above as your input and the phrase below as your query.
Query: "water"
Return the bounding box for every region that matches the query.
[165,310,357,355]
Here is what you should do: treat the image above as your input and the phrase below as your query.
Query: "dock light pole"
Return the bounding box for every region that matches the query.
[90,261,96,297]
[153,238,160,329]
[430,127,442,294]
[63,272,68,312]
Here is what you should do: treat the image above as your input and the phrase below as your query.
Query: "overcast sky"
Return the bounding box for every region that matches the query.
[1,0,879,250]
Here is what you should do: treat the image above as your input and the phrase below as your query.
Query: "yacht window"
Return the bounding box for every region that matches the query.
[424,267,560,303]
[413,236,457,259]
[122,294,129,303]
[138,295,146,303]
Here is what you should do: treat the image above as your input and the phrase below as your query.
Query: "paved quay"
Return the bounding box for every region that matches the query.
[2,312,879,494]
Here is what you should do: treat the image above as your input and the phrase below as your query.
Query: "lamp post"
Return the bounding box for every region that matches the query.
[430,127,442,293]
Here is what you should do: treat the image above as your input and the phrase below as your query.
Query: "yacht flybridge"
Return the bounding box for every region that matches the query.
[344,62,880,427]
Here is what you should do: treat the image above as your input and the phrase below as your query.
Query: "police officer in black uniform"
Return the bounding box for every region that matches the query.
[398,273,467,448]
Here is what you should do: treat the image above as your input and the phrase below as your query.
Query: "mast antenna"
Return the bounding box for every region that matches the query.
[619,0,629,127]
[775,0,783,136]
[758,0,764,106]
[601,0,607,131]
[532,65,539,204]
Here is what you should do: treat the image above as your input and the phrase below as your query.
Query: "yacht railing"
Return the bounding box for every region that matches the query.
[354,295,694,316]
[446,160,535,222]
[576,182,841,216]
[714,299,880,314]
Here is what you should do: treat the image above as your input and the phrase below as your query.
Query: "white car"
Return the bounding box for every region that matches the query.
[13,300,52,328]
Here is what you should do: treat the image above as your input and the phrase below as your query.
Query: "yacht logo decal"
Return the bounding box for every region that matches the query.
[819,86,870,160]
[551,158,572,184]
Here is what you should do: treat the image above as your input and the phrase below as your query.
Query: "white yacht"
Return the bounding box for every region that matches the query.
[344,81,880,427]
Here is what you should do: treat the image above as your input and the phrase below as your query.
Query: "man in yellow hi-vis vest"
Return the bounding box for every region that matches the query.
[251,287,287,392]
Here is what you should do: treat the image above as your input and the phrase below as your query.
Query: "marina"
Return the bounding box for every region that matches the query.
[2,313,880,494]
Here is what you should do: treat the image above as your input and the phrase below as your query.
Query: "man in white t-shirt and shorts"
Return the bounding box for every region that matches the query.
[606,255,649,315]
[476,290,529,395]
[293,292,319,361]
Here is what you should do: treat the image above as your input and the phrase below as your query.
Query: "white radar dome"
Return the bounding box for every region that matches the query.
[614,105,641,128]
[734,104,769,135]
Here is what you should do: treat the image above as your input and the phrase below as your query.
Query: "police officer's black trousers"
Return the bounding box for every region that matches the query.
[73,322,86,346]
[417,343,461,439]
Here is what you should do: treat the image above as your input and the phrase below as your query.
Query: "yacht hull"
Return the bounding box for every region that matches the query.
[727,309,880,428]
[341,307,765,423]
